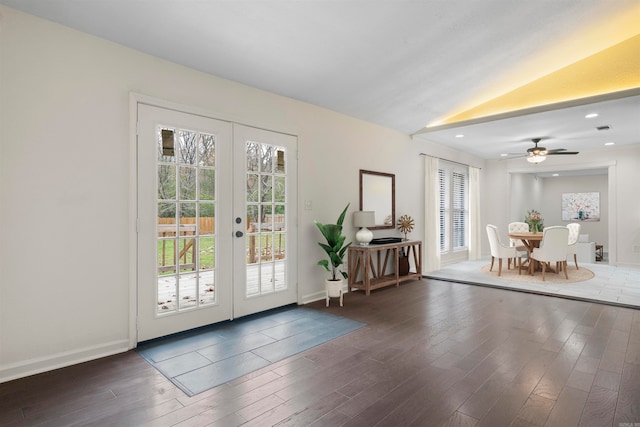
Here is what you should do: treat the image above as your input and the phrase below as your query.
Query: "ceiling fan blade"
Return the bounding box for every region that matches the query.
[547,151,579,155]
[545,148,567,153]
[498,154,528,160]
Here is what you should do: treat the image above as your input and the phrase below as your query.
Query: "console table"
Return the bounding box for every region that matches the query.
[347,240,422,295]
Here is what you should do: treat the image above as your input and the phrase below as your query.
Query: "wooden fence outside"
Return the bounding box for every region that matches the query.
[157,215,285,233]
[158,217,215,234]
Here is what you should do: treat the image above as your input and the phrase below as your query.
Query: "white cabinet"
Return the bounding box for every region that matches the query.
[576,242,596,263]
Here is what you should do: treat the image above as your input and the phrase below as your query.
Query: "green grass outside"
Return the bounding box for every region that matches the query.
[157,234,285,275]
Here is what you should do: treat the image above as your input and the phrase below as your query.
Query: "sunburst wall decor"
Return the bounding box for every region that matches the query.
[397,214,414,241]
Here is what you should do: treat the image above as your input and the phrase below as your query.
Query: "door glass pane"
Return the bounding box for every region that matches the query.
[158,165,176,200]
[180,167,197,201]
[244,141,287,298]
[261,234,273,262]
[200,270,215,305]
[199,133,215,166]
[275,205,286,232]
[246,174,259,202]
[157,237,176,274]
[199,237,215,270]
[274,232,285,259]
[274,176,285,203]
[261,175,273,203]
[200,203,215,235]
[158,275,177,313]
[275,261,285,290]
[247,142,259,172]
[178,236,196,273]
[261,145,273,173]
[178,272,197,309]
[199,169,215,200]
[178,130,197,164]
[261,263,275,293]
[246,265,259,297]
[158,128,176,162]
[275,147,285,173]
[262,205,273,231]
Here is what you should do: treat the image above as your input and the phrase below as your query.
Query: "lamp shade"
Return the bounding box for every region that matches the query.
[354,211,375,245]
[353,211,375,227]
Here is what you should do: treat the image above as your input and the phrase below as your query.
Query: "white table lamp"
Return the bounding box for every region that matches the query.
[353,211,375,245]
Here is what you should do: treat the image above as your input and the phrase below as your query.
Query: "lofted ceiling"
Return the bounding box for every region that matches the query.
[2,0,639,160]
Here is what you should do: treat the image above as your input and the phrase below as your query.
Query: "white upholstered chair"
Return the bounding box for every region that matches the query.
[486,224,521,277]
[531,226,569,281]
[508,221,529,268]
[566,223,581,270]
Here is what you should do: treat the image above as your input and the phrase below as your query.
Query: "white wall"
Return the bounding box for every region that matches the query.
[2,6,477,381]
[541,174,608,246]
[509,173,544,224]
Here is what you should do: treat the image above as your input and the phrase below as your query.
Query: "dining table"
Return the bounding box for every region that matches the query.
[507,230,555,275]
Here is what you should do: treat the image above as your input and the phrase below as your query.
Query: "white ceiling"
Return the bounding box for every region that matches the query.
[2,0,639,160]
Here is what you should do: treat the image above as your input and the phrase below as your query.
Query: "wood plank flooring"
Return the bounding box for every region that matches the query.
[1,278,639,426]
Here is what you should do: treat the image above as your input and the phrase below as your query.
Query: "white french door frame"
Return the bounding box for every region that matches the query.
[128,93,300,348]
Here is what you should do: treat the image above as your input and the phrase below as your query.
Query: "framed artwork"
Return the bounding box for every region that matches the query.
[562,192,600,221]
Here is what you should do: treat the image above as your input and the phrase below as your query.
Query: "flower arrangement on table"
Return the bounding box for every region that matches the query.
[525,209,544,233]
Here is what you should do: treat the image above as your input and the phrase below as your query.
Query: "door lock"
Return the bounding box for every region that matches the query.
[235,231,244,238]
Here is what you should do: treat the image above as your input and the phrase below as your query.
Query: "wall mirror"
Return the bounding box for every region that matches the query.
[359,169,395,229]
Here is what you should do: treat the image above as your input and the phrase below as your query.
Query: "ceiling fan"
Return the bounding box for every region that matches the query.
[523,138,579,163]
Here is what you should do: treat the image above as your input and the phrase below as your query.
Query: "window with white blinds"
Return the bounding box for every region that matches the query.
[438,163,468,254]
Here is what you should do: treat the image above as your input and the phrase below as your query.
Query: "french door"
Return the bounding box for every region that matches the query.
[233,125,298,318]
[137,105,297,341]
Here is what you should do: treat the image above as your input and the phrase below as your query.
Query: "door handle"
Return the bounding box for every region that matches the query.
[235,231,244,238]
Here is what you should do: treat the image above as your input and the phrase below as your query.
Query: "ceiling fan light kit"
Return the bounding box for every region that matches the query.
[527,154,547,163]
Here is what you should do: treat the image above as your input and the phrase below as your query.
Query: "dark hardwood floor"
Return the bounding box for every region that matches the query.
[2,278,639,426]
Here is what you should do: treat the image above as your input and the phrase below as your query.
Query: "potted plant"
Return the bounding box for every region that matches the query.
[314,203,352,306]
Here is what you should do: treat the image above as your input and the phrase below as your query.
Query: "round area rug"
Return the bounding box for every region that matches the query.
[481,264,594,284]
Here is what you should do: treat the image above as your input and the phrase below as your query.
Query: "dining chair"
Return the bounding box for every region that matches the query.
[508,221,529,268]
[486,224,521,276]
[531,226,569,281]
[566,223,581,270]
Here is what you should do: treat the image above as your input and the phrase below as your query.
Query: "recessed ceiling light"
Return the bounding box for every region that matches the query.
[585,113,599,119]
[605,142,615,146]
[552,173,559,177]
[500,153,508,157]
[455,134,464,138]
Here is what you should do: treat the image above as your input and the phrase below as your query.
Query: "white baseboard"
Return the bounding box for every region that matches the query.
[301,290,327,305]
[614,261,640,268]
[0,339,130,384]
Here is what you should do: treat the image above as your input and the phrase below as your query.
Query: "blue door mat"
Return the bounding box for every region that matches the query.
[136,306,366,396]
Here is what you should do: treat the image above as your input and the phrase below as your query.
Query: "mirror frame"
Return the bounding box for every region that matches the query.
[359,169,395,230]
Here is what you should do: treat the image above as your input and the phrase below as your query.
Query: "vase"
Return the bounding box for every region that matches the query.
[399,255,410,276]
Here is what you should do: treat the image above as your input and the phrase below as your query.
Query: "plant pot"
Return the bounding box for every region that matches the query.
[325,279,344,307]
